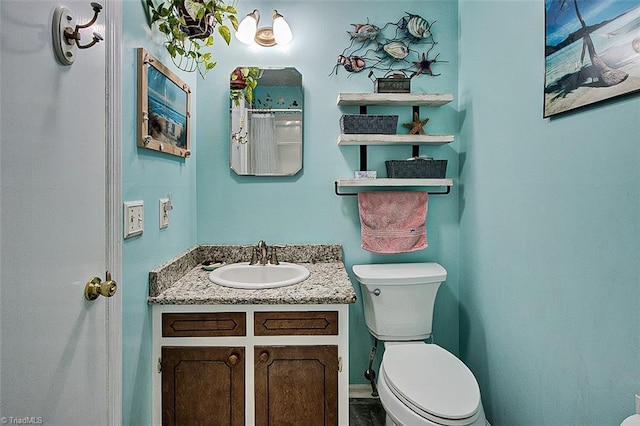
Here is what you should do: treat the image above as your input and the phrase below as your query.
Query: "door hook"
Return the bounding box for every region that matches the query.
[52,2,103,66]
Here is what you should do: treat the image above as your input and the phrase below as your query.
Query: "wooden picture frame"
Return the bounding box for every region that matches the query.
[137,48,191,157]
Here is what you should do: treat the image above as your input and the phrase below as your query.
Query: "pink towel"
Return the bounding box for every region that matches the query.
[358,191,428,254]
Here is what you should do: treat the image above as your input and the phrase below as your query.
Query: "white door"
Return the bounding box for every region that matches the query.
[0,1,121,424]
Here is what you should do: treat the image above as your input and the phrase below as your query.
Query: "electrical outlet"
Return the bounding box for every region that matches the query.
[159,198,171,229]
[124,201,144,238]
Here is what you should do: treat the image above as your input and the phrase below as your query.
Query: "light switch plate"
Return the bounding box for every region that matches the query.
[159,198,170,229]
[124,201,144,238]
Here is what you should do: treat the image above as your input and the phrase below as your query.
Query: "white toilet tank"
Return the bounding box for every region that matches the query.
[353,263,447,341]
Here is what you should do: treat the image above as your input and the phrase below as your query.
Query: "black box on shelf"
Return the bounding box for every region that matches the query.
[374,76,411,93]
[339,114,398,134]
[385,158,448,178]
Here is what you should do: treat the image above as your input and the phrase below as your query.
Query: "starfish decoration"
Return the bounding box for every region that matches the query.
[403,112,430,135]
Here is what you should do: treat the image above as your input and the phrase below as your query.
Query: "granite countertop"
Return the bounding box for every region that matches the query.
[148,244,357,305]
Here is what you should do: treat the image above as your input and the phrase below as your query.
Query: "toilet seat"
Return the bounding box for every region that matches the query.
[380,344,481,426]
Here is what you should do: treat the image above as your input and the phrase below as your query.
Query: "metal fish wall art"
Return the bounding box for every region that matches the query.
[382,41,409,60]
[410,44,447,77]
[347,23,380,41]
[332,12,445,79]
[402,13,435,39]
[339,55,366,73]
[329,55,366,75]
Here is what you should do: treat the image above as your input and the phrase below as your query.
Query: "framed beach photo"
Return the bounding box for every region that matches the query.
[544,0,640,118]
[137,48,191,157]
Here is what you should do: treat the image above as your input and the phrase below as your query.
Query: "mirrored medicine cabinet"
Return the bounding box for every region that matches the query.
[229,67,303,176]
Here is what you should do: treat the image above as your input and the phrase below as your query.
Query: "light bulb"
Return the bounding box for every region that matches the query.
[272,10,292,45]
[235,10,259,45]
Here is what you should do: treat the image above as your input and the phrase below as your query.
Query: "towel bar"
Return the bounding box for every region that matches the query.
[334,180,451,196]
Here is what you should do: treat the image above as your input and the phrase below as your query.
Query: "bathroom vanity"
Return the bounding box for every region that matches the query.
[148,244,357,426]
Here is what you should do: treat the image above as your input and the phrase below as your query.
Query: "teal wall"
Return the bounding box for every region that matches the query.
[194,0,460,384]
[458,1,640,425]
[122,0,640,424]
[122,0,458,423]
[121,2,199,424]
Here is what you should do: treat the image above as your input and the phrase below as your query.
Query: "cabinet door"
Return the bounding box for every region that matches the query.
[162,346,244,426]
[255,345,338,426]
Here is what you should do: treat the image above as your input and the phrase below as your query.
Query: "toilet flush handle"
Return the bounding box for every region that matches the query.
[368,288,381,296]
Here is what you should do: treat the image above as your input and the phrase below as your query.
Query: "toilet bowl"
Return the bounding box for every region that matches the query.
[378,343,485,426]
[353,263,486,426]
[621,414,640,426]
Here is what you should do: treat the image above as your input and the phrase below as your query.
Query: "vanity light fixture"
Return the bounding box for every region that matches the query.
[235,9,293,47]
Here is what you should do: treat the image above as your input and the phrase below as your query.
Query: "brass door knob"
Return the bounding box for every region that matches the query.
[227,354,239,366]
[85,272,117,301]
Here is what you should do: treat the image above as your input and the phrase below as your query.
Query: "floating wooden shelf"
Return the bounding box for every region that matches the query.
[335,92,455,196]
[337,93,453,107]
[338,133,454,145]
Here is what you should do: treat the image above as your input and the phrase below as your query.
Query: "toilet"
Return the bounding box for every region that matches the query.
[353,263,486,426]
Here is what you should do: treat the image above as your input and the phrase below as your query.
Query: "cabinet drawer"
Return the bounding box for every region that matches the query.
[162,312,246,337]
[254,311,338,336]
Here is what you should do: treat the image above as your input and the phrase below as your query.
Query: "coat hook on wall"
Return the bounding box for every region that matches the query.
[52,2,103,66]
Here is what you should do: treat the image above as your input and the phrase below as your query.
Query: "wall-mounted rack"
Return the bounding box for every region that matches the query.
[334,178,453,196]
[335,92,455,196]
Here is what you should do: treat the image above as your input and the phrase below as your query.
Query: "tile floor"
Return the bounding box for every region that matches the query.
[349,398,387,426]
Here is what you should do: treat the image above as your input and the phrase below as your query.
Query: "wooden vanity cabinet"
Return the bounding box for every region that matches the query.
[253,311,339,425]
[254,345,338,425]
[160,312,247,426]
[153,306,348,426]
[161,346,245,426]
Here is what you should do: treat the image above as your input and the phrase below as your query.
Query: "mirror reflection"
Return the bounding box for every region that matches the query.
[229,67,303,176]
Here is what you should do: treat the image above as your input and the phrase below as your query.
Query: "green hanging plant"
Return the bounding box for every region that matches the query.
[146,0,239,78]
[229,66,260,106]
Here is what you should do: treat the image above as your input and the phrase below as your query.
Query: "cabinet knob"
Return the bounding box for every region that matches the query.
[259,351,269,363]
[227,354,239,366]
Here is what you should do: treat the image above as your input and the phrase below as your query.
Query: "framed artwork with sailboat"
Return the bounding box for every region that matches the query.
[544,0,640,117]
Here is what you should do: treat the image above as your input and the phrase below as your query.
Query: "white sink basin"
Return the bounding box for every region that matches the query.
[208,262,310,290]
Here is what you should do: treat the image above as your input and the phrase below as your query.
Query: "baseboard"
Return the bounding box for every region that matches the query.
[349,383,378,399]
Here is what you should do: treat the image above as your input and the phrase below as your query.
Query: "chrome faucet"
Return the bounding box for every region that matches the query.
[257,240,268,265]
[248,240,283,265]
[249,246,259,265]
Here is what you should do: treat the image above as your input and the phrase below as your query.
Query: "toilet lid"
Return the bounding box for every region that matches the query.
[382,344,480,423]
[352,263,447,285]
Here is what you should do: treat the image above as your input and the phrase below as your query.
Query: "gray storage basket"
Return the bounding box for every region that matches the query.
[385,158,448,178]
[340,114,398,134]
